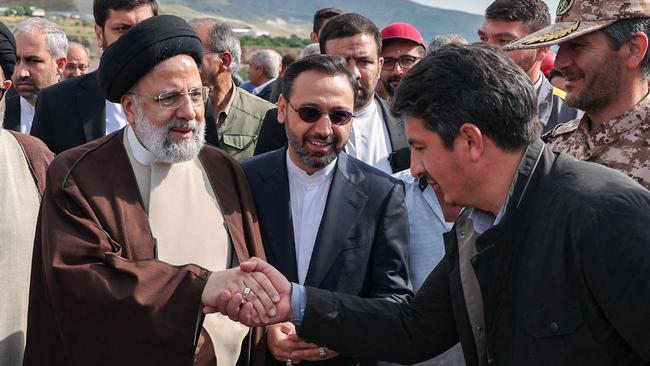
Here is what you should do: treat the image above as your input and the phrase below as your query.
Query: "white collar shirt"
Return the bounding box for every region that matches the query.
[19,96,35,134]
[345,98,392,174]
[105,100,129,135]
[286,149,337,285]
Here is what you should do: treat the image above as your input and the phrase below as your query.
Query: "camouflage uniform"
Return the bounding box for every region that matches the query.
[545,94,650,189]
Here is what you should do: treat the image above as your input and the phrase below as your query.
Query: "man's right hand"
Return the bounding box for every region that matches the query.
[208,257,293,326]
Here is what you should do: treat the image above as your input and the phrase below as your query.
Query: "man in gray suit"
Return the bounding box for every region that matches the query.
[478,0,582,133]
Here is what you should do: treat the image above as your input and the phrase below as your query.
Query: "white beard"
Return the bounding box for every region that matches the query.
[133,104,206,163]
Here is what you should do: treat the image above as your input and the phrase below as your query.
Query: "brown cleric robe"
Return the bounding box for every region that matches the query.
[23,129,266,366]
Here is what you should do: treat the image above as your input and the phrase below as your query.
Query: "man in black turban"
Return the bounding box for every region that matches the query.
[24,15,275,366]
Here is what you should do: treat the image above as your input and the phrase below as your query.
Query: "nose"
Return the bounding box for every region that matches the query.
[312,112,334,137]
[175,93,199,121]
[347,59,361,81]
[409,149,425,178]
[554,45,571,71]
[14,62,29,80]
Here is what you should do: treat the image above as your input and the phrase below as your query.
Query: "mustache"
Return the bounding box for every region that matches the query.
[14,77,36,84]
[166,119,201,131]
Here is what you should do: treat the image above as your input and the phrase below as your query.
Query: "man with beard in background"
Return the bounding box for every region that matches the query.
[242,54,412,366]
[23,16,277,366]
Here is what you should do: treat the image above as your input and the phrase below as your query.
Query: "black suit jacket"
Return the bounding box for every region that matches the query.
[253,95,410,172]
[30,71,106,154]
[242,149,413,366]
[255,81,274,102]
[295,141,650,366]
[2,87,21,131]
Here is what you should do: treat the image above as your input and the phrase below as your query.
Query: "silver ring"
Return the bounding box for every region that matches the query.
[286,360,293,366]
[319,346,327,359]
[242,287,252,300]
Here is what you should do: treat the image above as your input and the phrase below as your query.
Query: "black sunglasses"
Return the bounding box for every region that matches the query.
[287,100,354,126]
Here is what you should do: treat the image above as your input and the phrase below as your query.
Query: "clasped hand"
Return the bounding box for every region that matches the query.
[202,257,293,326]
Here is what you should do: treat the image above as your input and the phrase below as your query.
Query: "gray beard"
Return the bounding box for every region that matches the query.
[133,105,206,163]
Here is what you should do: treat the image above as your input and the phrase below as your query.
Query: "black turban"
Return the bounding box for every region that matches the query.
[0,21,16,80]
[98,15,202,103]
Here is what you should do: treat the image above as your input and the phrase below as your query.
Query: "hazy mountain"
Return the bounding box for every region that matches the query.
[9,0,483,42]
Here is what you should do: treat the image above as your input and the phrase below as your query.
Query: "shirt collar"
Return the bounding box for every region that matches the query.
[214,81,237,118]
[533,74,543,93]
[286,148,337,186]
[126,124,156,166]
[584,90,650,137]
[252,77,277,95]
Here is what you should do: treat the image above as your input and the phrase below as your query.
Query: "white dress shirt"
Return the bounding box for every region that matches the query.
[345,98,392,174]
[286,150,337,285]
[19,96,35,134]
[105,100,128,135]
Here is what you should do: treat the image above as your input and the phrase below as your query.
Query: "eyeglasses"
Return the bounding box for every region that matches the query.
[138,86,210,109]
[286,100,354,126]
[65,63,90,72]
[382,55,421,71]
[0,87,6,101]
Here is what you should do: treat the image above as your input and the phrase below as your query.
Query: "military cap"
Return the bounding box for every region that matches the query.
[505,0,650,50]
[98,15,202,103]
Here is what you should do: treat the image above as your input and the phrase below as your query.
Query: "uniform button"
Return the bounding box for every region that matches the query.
[550,322,559,333]
[459,232,465,238]
[476,325,483,332]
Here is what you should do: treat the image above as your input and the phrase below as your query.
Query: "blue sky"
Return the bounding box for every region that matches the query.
[412,0,561,16]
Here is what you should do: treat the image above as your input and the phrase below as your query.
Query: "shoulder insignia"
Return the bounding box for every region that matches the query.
[552,87,567,100]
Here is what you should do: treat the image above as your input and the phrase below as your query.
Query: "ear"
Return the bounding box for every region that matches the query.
[377,56,384,71]
[535,45,550,62]
[94,25,104,49]
[220,52,233,72]
[310,32,319,43]
[3,79,12,89]
[121,94,137,125]
[623,31,649,72]
[457,122,485,163]
[277,94,287,125]
[55,57,67,75]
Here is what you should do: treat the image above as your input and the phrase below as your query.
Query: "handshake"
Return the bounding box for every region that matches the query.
[201,257,293,327]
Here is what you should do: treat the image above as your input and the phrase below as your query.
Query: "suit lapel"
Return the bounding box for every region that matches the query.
[3,87,21,131]
[304,154,368,288]
[77,72,106,143]
[258,149,299,282]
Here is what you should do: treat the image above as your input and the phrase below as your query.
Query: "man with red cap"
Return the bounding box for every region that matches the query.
[377,22,426,101]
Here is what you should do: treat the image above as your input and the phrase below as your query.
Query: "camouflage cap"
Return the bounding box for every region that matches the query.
[505,0,650,50]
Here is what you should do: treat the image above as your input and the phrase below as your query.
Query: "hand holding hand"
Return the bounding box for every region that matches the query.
[201,265,280,324]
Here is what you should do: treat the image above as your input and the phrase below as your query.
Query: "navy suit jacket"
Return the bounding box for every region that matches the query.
[242,148,413,365]
[30,71,106,154]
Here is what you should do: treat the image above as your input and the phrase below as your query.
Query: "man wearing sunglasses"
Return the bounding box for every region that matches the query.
[242,54,412,366]
[376,22,426,102]
[0,21,54,366]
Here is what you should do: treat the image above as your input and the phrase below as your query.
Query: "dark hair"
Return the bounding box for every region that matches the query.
[313,7,344,35]
[282,53,297,69]
[281,54,358,103]
[319,13,382,57]
[485,0,550,33]
[93,0,159,28]
[392,43,540,151]
[602,17,650,79]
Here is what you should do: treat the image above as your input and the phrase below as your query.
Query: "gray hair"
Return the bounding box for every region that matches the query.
[299,43,321,59]
[67,41,90,57]
[249,49,282,78]
[427,34,467,53]
[14,18,68,59]
[189,18,242,72]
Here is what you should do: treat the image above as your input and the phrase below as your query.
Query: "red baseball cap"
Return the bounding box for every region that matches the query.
[380,22,426,49]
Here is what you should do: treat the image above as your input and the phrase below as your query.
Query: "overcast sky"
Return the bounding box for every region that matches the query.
[412,0,561,16]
